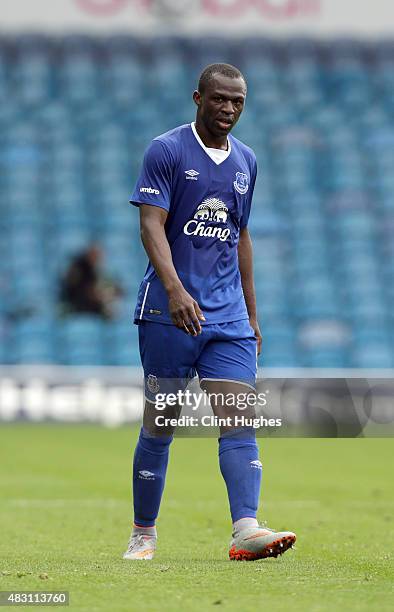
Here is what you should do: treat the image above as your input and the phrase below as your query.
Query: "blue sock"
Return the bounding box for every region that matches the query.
[218,428,262,523]
[133,427,173,527]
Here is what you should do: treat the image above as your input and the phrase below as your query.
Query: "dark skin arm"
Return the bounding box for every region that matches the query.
[139,204,205,335]
[238,226,262,355]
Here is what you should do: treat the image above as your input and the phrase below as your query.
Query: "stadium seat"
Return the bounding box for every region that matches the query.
[57,317,105,365]
[11,318,55,364]
[0,36,393,368]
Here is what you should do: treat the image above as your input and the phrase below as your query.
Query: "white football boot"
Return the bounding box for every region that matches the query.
[123,533,157,560]
[229,523,296,561]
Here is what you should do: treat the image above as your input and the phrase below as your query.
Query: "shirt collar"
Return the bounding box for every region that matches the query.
[191,122,231,165]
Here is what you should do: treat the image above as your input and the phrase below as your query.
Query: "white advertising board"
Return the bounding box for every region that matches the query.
[0,0,393,37]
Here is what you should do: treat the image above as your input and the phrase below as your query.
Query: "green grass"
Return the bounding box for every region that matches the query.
[0,425,393,611]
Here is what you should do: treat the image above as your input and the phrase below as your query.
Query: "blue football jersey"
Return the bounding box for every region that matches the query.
[130,123,257,325]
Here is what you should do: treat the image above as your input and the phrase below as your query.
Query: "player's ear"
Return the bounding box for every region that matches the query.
[193,90,201,106]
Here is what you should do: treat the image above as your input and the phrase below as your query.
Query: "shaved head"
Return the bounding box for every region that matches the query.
[198,63,246,94]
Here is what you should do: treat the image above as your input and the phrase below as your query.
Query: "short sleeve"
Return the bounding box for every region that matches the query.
[240,158,257,229]
[129,140,173,212]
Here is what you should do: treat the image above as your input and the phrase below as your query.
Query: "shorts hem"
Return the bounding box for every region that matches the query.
[199,377,256,391]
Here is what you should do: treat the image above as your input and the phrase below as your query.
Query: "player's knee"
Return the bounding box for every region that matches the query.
[142,420,177,438]
[139,427,173,453]
[143,400,180,438]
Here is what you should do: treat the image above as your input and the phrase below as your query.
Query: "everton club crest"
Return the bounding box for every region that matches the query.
[147,374,160,394]
[233,172,249,195]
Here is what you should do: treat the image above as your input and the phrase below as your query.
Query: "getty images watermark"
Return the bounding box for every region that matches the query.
[143,376,394,437]
[152,388,281,429]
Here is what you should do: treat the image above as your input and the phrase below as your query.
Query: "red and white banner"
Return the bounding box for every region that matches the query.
[0,0,392,36]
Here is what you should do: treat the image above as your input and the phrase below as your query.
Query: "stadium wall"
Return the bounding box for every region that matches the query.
[0,0,393,37]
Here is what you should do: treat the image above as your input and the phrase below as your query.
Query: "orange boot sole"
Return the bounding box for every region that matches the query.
[229,534,296,561]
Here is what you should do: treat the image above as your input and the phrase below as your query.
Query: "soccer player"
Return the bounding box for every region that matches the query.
[123,64,296,561]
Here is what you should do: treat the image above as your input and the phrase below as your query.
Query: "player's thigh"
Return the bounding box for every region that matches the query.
[197,320,257,433]
[196,319,257,387]
[200,379,257,435]
[138,321,200,371]
[138,321,200,435]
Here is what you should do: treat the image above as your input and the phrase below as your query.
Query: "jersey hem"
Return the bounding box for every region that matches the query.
[134,313,249,326]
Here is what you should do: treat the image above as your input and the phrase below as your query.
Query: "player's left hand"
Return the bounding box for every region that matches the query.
[249,318,262,355]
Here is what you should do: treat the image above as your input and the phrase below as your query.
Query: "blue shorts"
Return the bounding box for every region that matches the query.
[138,319,257,400]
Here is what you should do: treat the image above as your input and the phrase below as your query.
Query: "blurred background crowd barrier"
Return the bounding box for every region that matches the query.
[0,1,393,384]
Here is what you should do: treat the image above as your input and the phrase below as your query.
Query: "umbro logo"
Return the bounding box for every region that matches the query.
[250,460,262,470]
[139,470,155,480]
[185,169,199,181]
[140,186,160,194]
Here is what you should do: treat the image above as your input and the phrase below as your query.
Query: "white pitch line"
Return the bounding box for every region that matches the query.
[4,499,129,507]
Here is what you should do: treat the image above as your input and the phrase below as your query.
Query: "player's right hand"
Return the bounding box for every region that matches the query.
[167,286,205,335]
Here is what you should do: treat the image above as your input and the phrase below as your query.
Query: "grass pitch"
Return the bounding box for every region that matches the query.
[0,425,393,611]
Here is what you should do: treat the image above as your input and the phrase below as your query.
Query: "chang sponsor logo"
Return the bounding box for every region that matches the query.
[183,197,231,242]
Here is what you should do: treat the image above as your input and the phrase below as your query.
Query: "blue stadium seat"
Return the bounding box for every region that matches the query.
[351,343,394,368]
[11,318,55,364]
[0,36,393,367]
[105,321,140,365]
[57,317,105,365]
[303,348,349,368]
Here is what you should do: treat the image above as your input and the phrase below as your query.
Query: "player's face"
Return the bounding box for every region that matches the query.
[194,74,247,137]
